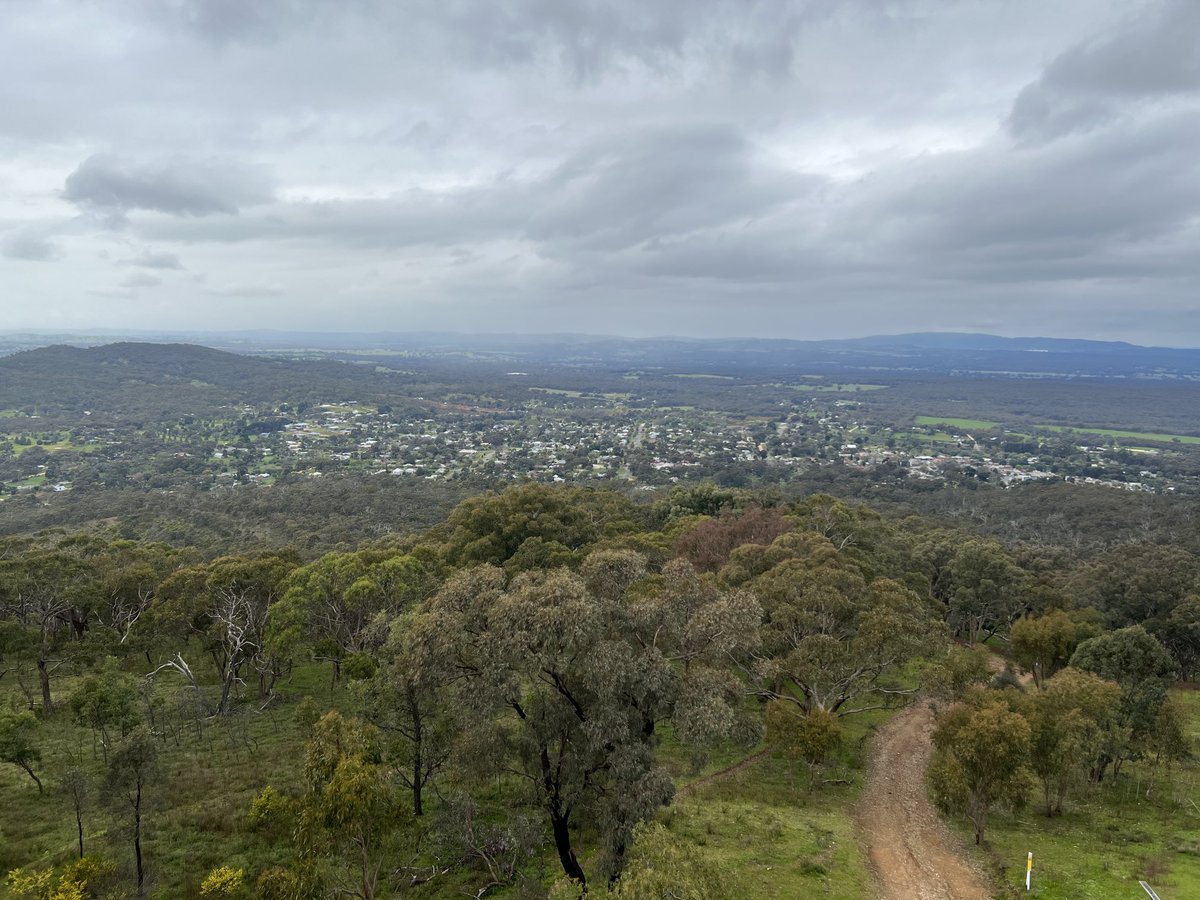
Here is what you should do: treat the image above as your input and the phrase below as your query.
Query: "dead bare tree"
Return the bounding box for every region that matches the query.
[146,654,213,717]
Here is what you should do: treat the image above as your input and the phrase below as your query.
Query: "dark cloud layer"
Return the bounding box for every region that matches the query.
[1010,0,1200,142]
[63,155,271,218]
[118,250,185,270]
[1,229,60,262]
[1,0,1198,344]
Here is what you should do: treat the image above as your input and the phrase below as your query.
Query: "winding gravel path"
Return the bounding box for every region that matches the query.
[855,703,995,900]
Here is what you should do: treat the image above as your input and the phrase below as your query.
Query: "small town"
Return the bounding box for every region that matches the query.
[5,388,1189,499]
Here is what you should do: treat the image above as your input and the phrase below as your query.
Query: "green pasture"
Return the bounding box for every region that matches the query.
[1036,424,1200,445]
[916,415,1200,445]
[915,416,1000,431]
[792,384,887,393]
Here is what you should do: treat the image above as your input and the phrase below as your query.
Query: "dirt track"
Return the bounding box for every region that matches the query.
[855,703,995,900]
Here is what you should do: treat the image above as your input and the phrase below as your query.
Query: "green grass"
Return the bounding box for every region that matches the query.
[649,704,895,899]
[792,384,887,393]
[961,687,1200,899]
[915,415,1200,445]
[11,439,100,456]
[1034,424,1200,445]
[12,657,1193,900]
[907,432,969,444]
[663,772,871,899]
[915,416,1000,431]
[0,661,343,898]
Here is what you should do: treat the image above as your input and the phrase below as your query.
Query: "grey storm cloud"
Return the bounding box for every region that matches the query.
[118,250,185,270]
[1009,0,1200,142]
[119,273,162,288]
[63,154,272,217]
[145,125,818,255]
[1,228,60,261]
[3,0,1200,343]
[425,0,816,81]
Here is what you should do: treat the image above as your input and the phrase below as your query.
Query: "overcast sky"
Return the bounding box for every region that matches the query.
[2,0,1199,345]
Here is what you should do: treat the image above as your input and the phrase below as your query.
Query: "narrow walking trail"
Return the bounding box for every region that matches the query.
[855,703,994,900]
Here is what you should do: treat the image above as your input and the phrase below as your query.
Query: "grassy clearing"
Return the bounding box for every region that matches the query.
[792,384,887,393]
[916,415,1200,445]
[664,771,871,899]
[915,416,1000,431]
[901,431,967,445]
[10,439,100,456]
[650,705,895,898]
[0,662,344,897]
[0,662,896,899]
[1035,424,1200,445]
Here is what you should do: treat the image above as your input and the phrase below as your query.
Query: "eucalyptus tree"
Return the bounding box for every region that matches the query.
[106,726,159,897]
[411,550,755,887]
[0,544,98,713]
[367,610,459,816]
[1069,625,1178,778]
[930,694,1031,845]
[1151,596,1200,680]
[1011,610,1079,688]
[91,541,191,657]
[0,704,43,792]
[271,550,429,688]
[914,533,1025,642]
[731,533,940,717]
[70,657,142,759]
[440,482,642,568]
[297,711,408,900]
[1023,668,1121,812]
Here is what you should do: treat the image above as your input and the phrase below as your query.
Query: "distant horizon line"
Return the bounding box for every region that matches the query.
[1,326,1198,351]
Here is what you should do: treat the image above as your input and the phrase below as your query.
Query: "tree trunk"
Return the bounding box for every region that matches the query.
[412,753,424,817]
[360,840,376,900]
[217,665,238,715]
[20,761,43,794]
[69,608,89,639]
[409,688,424,816]
[37,658,53,714]
[76,805,85,858]
[134,785,145,898]
[550,806,586,886]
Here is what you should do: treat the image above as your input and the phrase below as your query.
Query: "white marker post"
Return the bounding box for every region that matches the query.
[1026,852,1033,892]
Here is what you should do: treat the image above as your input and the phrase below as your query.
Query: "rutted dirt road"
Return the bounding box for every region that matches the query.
[855,703,995,900]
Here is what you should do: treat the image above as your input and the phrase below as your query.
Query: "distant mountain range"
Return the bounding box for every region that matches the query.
[3,331,1200,379]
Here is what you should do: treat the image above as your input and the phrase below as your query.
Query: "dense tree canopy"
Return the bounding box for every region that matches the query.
[0,482,1194,896]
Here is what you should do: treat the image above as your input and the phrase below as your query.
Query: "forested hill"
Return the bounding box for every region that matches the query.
[0,342,408,425]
